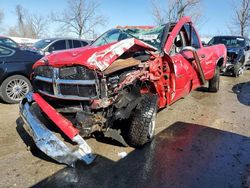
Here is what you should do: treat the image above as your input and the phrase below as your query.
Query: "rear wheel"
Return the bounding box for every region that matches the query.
[233,63,244,77]
[125,94,158,147]
[0,75,31,104]
[208,66,220,92]
[233,63,242,77]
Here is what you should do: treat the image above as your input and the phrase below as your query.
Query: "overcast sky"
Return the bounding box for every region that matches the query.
[0,0,247,37]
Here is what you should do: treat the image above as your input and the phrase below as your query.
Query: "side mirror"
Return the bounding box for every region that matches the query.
[201,41,206,46]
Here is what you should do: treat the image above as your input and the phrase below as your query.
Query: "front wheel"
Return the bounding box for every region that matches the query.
[0,75,32,104]
[233,63,243,77]
[208,66,220,92]
[125,94,158,148]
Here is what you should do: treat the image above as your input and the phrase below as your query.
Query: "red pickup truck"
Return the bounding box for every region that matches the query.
[19,17,226,165]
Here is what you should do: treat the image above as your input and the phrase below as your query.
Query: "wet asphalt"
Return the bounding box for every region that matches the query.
[33,122,250,188]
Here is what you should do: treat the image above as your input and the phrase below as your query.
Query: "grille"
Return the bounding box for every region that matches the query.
[59,66,95,80]
[60,84,97,98]
[33,79,54,94]
[33,66,99,100]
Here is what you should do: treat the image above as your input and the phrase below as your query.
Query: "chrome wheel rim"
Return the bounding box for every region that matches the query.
[239,67,244,75]
[6,79,29,101]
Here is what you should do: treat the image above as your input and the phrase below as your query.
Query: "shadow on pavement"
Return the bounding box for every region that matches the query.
[195,86,209,92]
[32,122,250,188]
[16,117,60,164]
[232,81,250,106]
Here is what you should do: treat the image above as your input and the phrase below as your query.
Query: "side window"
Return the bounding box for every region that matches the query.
[170,26,189,55]
[68,40,73,48]
[208,38,214,46]
[247,39,250,47]
[73,40,82,48]
[49,40,66,51]
[80,41,88,47]
[191,28,201,49]
[0,46,14,56]
[0,38,18,48]
[184,24,201,48]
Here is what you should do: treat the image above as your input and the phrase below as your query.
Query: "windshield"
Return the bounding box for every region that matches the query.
[208,36,245,48]
[91,25,166,51]
[0,38,19,48]
[33,39,53,50]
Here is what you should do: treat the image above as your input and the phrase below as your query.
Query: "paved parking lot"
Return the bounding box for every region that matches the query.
[0,71,250,187]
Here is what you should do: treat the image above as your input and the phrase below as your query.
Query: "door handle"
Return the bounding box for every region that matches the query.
[200,54,206,58]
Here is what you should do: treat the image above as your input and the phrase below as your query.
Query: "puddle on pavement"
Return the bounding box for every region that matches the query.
[232,81,250,106]
[33,122,250,188]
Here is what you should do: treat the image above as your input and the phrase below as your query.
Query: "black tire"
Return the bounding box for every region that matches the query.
[233,63,241,77]
[208,66,220,92]
[0,75,32,104]
[125,94,158,148]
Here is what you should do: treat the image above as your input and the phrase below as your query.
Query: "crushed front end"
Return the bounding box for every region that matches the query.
[19,34,165,165]
[19,63,105,165]
[222,48,245,76]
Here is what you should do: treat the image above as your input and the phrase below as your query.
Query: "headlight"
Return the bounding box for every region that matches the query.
[34,66,53,78]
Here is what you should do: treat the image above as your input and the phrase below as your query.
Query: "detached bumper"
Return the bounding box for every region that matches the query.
[19,92,95,166]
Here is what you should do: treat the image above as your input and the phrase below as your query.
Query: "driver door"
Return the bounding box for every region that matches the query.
[169,26,198,102]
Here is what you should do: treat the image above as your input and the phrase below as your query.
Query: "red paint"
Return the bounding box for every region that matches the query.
[32,93,79,140]
[33,38,156,71]
[32,16,227,122]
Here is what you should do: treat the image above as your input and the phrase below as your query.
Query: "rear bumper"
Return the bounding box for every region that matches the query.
[19,92,95,166]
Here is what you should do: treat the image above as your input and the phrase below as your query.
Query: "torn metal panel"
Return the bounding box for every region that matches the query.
[87,38,157,71]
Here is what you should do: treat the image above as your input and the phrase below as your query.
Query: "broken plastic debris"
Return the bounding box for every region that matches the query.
[118,152,127,158]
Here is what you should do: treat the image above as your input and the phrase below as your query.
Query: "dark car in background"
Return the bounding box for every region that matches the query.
[208,36,250,77]
[0,44,43,103]
[32,38,91,55]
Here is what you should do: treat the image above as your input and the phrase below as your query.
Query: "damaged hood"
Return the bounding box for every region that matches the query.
[33,38,157,71]
[227,47,243,54]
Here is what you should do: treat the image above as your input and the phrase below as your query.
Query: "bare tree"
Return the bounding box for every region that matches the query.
[15,5,27,37]
[230,0,250,36]
[26,14,49,38]
[7,5,48,38]
[51,0,107,38]
[151,0,202,25]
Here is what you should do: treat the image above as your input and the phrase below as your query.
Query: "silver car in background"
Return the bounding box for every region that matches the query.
[32,38,91,55]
